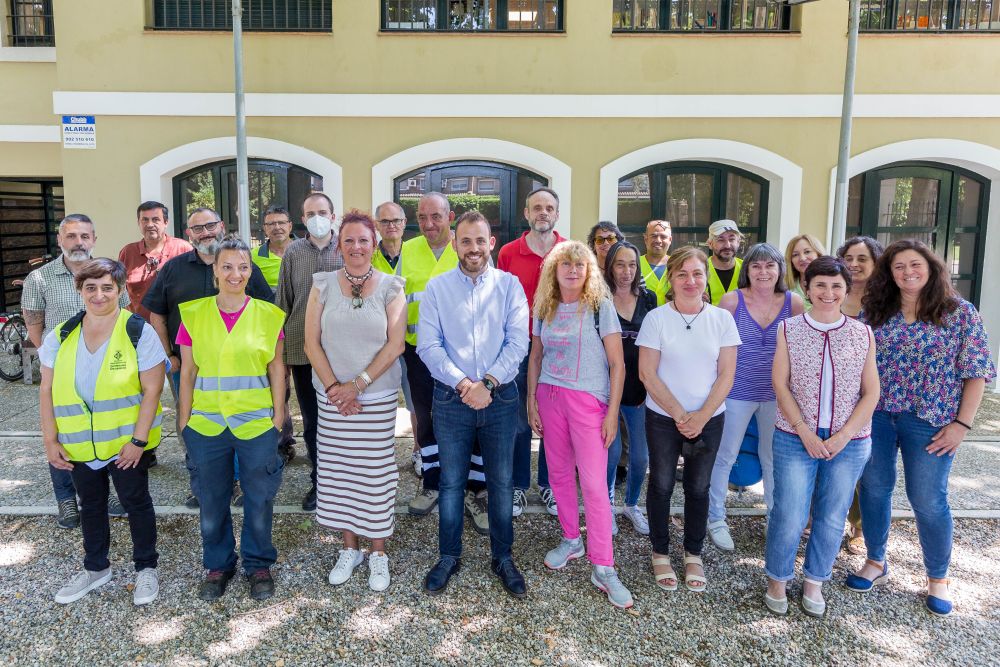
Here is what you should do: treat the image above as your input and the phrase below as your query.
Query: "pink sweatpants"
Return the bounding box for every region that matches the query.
[536,383,614,567]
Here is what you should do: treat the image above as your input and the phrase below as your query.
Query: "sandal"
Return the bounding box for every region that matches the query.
[683,553,707,593]
[651,553,677,591]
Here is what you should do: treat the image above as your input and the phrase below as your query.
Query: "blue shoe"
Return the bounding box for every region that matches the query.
[926,580,953,617]
[845,560,889,592]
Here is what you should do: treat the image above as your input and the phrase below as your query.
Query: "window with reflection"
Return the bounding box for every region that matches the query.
[382,0,563,30]
[859,0,1000,31]
[8,0,55,46]
[612,0,791,31]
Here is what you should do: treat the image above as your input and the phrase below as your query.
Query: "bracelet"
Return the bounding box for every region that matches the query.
[953,418,973,430]
[352,378,364,394]
[359,371,373,387]
[324,381,339,393]
[790,418,805,429]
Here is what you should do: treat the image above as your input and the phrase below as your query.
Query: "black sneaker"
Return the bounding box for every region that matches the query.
[232,482,244,507]
[198,569,236,601]
[107,493,128,518]
[302,485,317,512]
[184,493,200,510]
[147,452,158,468]
[56,497,80,530]
[247,568,275,601]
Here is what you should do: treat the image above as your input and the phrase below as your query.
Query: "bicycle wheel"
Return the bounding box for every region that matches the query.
[0,315,28,382]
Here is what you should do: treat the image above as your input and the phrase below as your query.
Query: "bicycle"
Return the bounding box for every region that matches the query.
[0,254,51,382]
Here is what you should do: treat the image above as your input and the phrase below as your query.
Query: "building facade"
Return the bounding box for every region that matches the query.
[1,0,998,362]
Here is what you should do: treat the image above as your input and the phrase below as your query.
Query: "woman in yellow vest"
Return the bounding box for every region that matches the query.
[39,258,166,606]
[177,235,287,602]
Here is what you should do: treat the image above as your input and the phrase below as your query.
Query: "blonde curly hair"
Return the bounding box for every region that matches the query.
[534,240,610,323]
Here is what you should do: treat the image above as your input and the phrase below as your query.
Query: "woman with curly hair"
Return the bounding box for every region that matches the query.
[784,234,826,307]
[527,240,630,608]
[847,240,995,617]
[837,236,883,319]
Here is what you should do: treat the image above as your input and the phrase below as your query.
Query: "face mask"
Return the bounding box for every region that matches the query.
[306,215,332,239]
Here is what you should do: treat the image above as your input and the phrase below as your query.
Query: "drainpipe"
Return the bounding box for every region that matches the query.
[232,0,251,244]
[831,0,860,249]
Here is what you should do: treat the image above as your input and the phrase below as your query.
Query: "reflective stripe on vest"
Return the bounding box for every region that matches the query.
[179,296,286,440]
[707,258,742,306]
[51,309,163,462]
[399,236,458,346]
[640,255,670,307]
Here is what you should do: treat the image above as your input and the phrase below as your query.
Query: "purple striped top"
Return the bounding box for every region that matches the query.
[730,290,793,402]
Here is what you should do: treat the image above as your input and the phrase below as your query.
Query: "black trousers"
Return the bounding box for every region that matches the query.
[71,450,158,572]
[290,363,319,486]
[645,410,725,556]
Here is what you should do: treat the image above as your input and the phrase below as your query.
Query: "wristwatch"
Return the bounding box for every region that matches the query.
[130,437,148,448]
[482,377,498,398]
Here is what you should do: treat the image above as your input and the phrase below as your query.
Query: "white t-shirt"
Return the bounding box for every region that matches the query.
[803,312,844,430]
[636,303,742,418]
[40,320,167,470]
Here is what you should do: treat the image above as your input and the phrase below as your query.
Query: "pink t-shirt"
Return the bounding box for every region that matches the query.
[175,297,283,346]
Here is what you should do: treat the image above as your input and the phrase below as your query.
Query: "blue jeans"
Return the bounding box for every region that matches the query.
[169,370,200,497]
[708,398,777,523]
[184,425,284,574]
[433,380,518,562]
[49,465,76,502]
[860,411,954,579]
[606,404,648,506]
[765,428,871,582]
[512,351,549,491]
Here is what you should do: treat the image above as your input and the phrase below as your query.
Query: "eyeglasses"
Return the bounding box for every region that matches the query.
[378,218,405,227]
[188,220,222,235]
[594,237,618,246]
[263,219,291,228]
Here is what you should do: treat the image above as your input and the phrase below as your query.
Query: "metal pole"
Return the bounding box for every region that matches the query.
[232,0,251,244]
[831,0,860,249]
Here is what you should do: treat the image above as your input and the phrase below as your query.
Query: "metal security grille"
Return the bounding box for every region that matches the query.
[859,0,1000,31]
[152,0,332,31]
[7,0,54,46]
[612,0,791,31]
[0,180,63,312]
[381,0,563,31]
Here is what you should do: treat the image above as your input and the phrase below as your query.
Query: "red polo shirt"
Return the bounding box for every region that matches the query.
[118,235,193,322]
[497,230,566,319]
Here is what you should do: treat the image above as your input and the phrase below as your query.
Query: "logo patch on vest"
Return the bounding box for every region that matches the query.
[109,349,128,371]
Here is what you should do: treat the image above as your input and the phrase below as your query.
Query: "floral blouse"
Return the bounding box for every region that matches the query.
[866,300,996,428]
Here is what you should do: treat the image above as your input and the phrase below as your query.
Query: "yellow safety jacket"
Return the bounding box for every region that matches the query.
[52,310,163,462]
[640,254,670,307]
[179,296,286,440]
[707,258,742,306]
[372,244,399,276]
[251,241,284,289]
[400,236,457,346]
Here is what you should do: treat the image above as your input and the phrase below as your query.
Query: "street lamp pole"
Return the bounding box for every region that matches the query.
[232,0,251,244]
[831,0,861,249]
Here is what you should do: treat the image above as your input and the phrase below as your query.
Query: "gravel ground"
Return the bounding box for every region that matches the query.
[0,514,997,666]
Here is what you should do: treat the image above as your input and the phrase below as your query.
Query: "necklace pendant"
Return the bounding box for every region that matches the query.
[352,296,363,309]
[686,324,691,330]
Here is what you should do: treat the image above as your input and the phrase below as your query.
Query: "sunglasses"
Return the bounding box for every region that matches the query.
[594,237,618,246]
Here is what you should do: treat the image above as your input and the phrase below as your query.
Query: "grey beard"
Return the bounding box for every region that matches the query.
[194,239,220,255]
[66,249,92,261]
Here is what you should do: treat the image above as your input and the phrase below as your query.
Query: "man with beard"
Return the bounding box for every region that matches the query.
[640,219,672,307]
[143,208,273,508]
[497,187,565,519]
[417,211,529,598]
[275,192,343,512]
[117,201,192,322]
[22,213,132,529]
[705,219,744,305]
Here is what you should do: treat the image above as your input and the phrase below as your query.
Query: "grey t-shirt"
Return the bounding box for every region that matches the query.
[40,321,167,470]
[532,298,622,404]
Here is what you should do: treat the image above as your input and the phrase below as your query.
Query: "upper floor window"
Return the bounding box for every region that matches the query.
[6,0,54,46]
[612,0,791,31]
[382,0,564,31]
[152,0,332,32]
[859,0,1000,31]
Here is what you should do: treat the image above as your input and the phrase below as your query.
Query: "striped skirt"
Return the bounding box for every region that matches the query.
[315,389,399,539]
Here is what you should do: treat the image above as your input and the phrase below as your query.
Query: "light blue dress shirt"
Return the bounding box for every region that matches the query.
[417,266,529,389]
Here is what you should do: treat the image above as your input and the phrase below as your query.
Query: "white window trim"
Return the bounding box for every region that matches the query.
[371,138,572,237]
[599,138,803,250]
[0,124,60,142]
[138,136,344,217]
[828,138,1000,384]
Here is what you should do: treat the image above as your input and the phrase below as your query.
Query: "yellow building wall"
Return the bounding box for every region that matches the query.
[0,63,57,124]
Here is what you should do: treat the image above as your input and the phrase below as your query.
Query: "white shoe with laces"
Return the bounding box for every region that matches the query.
[133,568,159,606]
[539,487,558,516]
[368,553,390,592]
[54,567,112,604]
[512,489,527,518]
[328,548,364,586]
[592,565,634,609]
[622,505,650,535]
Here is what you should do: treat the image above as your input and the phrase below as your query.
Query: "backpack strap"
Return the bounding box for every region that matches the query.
[125,312,145,350]
[58,310,87,343]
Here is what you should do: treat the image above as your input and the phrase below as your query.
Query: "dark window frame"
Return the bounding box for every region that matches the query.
[858,0,1000,32]
[0,178,63,312]
[380,0,565,32]
[611,0,792,33]
[8,0,55,46]
[151,0,332,32]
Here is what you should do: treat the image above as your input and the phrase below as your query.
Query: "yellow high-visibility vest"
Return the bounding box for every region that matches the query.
[179,296,286,439]
[707,258,743,306]
[399,236,457,346]
[251,242,283,289]
[372,245,398,276]
[640,254,670,307]
[52,310,163,462]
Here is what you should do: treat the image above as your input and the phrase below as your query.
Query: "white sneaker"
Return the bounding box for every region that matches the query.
[368,553,390,592]
[592,565,634,609]
[539,487,558,516]
[512,489,527,518]
[411,451,423,478]
[133,568,159,606]
[54,567,112,604]
[544,537,585,570]
[708,520,735,551]
[328,548,364,586]
[623,505,650,536]
[611,506,619,536]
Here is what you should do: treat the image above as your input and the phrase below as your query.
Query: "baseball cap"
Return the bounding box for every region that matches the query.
[708,219,741,238]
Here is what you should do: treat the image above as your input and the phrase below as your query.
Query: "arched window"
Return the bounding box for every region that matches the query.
[846,161,989,306]
[617,161,768,251]
[393,160,548,252]
[172,159,323,246]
